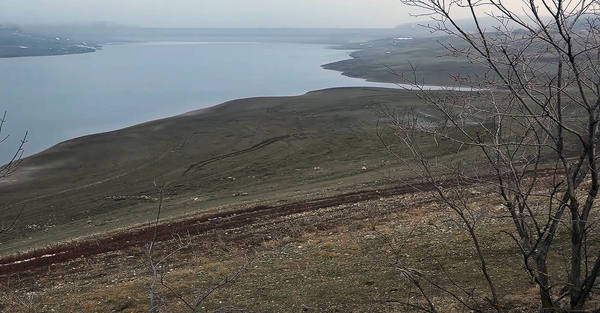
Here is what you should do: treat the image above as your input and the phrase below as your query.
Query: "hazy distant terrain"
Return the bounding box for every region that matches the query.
[23,24,410,45]
[0,24,415,58]
[324,36,486,85]
[0,25,98,58]
[0,18,510,58]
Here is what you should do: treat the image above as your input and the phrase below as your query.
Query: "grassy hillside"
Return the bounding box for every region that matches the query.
[0,68,593,313]
[0,176,559,312]
[0,87,468,254]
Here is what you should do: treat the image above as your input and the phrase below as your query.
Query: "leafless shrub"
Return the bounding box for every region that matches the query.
[146,182,251,313]
[0,284,38,313]
[0,111,27,236]
[382,0,600,311]
[0,111,29,310]
[0,111,27,180]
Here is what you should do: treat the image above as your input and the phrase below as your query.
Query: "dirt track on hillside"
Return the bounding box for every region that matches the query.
[1,166,561,277]
[0,178,460,276]
[12,159,558,278]
[183,135,290,175]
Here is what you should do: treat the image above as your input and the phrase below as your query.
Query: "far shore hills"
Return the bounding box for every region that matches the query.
[0,25,404,58]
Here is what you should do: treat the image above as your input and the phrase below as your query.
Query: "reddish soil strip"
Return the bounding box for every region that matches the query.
[0,180,448,276]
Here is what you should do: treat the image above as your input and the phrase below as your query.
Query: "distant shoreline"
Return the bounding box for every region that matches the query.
[0,30,101,58]
[0,39,477,163]
[0,41,395,163]
[0,47,97,59]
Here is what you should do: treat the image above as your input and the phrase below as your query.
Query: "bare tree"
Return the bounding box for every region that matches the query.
[385,0,600,311]
[0,111,27,235]
[145,182,251,313]
[0,111,27,180]
[0,111,28,311]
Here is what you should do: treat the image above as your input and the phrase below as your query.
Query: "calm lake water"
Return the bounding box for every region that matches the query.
[0,41,391,160]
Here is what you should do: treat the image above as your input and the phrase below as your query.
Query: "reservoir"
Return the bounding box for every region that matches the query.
[0,41,391,160]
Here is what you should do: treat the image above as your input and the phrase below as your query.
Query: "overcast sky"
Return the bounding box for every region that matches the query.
[0,0,425,28]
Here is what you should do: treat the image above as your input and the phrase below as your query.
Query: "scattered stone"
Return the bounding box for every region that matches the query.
[105,195,157,201]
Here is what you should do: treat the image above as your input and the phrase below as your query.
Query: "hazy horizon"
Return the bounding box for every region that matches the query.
[0,0,419,29]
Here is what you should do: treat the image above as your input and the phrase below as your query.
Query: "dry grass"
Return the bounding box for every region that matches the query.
[1,184,565,313]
